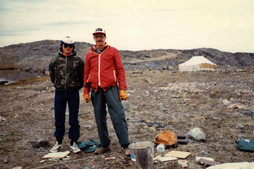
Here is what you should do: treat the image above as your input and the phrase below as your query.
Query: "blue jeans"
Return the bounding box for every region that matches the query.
[54,89,80,143]
[91,86,129,148]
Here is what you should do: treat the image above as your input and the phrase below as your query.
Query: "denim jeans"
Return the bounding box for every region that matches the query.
[54,89,80,143]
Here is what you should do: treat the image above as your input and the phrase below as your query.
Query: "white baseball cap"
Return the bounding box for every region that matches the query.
[61,36,75,44]
[93,28,106,36]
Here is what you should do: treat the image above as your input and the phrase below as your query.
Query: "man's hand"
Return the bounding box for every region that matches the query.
[83,93,91,103]
[119,90,128,100]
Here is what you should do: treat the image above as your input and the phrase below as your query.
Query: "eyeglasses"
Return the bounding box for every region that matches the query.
[94,35,105,39]
[64,44,74,48]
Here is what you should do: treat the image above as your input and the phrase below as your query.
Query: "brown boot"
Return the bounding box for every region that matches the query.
[94,147,110,155]
[124,147,131,157]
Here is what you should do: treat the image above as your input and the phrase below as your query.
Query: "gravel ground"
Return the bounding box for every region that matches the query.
[0,69,253,169]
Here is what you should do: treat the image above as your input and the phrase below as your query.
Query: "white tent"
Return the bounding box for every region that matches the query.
[179,56,216,72]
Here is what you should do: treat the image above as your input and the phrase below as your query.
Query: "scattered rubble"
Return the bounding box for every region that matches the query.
[0,70,253,168]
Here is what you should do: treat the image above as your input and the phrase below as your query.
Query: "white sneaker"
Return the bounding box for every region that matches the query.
[70,142,81,153]
[50,142,62,153]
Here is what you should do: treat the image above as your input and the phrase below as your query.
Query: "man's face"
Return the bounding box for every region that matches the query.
[93,33,106,46]
[62,43,74,56]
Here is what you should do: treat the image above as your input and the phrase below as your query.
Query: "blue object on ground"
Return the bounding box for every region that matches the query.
[77,139,100,153]
[235,139,254,152]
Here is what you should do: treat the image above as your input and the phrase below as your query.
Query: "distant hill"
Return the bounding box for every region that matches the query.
[0,40,253,73]
[0,40,92,73]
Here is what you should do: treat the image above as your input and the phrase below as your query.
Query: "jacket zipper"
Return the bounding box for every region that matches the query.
[98,54,101,86]
[97,49,107,87]
[65,56,67,92]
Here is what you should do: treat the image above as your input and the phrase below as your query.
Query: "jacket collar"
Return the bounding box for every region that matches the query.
[58,51,77,58]
[91,43,108,53]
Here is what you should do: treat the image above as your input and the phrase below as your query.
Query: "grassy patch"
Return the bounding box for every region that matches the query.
[209,91,224,98]
[0,65,19,70]
[1,76,49,87]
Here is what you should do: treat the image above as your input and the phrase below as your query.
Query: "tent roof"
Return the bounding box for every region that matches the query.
[179,56,216,66]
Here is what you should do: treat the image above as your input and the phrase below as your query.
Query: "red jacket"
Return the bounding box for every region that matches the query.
[84,44,127,94]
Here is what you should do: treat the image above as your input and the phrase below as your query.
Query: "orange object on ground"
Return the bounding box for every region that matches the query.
[155,130,178,146]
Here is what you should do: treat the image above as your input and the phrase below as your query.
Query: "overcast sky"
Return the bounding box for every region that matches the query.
[0,0,253,52]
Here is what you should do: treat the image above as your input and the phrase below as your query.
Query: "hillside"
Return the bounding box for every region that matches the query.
[0,40,253,73]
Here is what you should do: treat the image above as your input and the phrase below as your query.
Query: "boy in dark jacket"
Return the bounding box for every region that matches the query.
[49,36,84,153]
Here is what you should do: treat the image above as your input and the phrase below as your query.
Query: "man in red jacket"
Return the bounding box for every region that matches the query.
[83,28,130,156]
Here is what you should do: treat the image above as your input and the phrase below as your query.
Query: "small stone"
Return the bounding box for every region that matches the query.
[144,78,150,82]
[236,124,245,129]
[200,150,209,155]
[222,99,230,106]
[12,166,22,169]
[30,140,50,148]
[211,115,218,120]
[3,156,8,163]
[155,122,164,128]
[147,122,154,127]
[38,140,50,147]
[149,127,156,132]
[0,116,6,122]
[171,95,180,99]
[236,91,241,96]
[83,125,92,129]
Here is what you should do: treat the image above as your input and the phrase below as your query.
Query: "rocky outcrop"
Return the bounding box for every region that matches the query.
[0,40,253,73]
[0,40,92,73]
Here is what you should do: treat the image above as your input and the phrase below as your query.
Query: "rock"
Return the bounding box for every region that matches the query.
[83,125,92,129]
[138,120,146,123]
[12,167,22,169]
[235,91,241,96]
[3,156,8,163]
[188,127,206,141]
[149,127,156,132]
[240,110,254,118]
[228,103,246,109]
[153,122,163,128]
[144,78,150,82]
[0,81,8,85]
[222,99,230,106]
[236,124,245,129]
[0,116,6,122]
[38,140,50,147]
[30,140,50,148]
[200,150,209,155]
[171,95,180,99]
[211,115,218,120]
[147,122,154,127]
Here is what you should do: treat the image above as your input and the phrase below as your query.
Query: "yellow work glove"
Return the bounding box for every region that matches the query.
[83,93,91,103]
[119,90,128,100]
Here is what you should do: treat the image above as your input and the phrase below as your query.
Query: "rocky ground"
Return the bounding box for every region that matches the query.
[0,69,254,169]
